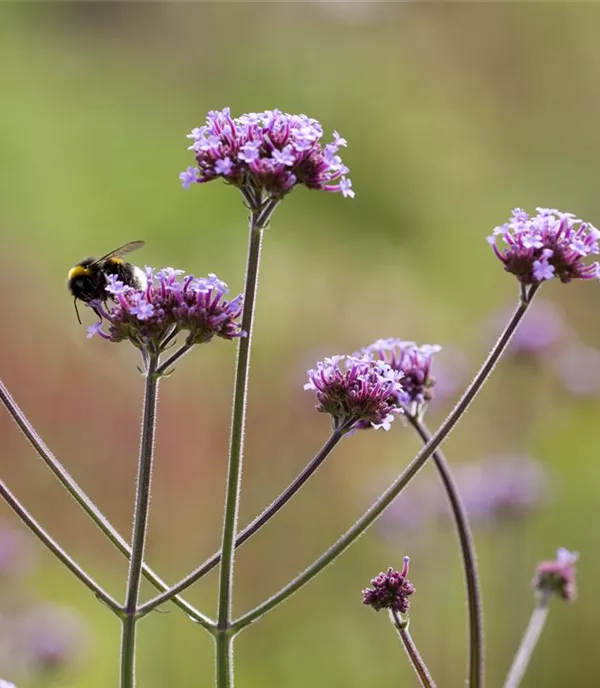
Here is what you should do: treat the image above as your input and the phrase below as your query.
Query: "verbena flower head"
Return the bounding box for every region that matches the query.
[87,268,244,352]
[0,681,16,688]
[488,208,600,285]
[304,354,405,432]
[362,557,415,613]
[359,339,441,414]
[181,108,353,202]
[533,548,578,602]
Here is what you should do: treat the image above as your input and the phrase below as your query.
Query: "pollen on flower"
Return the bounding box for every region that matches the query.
[532,548,579,602]
[359,339,441,413]
[488,207,600,285]
[362,557,415,614]
[181,108,353,202]
[304,354,405,432]
[86,267,245,352]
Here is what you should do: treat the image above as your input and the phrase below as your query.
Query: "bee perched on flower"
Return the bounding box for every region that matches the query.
[180,108,354,204]
[87,267,245,358]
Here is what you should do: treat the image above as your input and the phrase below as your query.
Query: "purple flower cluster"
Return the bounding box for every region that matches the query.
[304,355,406,431]
[87,268,245,350]
[362,557,415,614]
[533,548,578,602]
[488,208,600,285]
[180,108,354,201]
[359,339,441,412]
[0,681,16,688]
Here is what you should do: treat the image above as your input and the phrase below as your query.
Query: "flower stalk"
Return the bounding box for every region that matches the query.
[390,611,437,688]
[120,353,161,688]
[215,197,278,687]
[502,593,551,688]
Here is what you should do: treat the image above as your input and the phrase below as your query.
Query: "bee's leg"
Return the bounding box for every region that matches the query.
[73,297,82,325]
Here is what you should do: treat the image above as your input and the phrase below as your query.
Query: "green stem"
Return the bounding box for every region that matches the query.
[120,354,160,688]
[502,596,551,688]
[217,213,263,631]
[216,197,278,686]
[406,413,483,688]
[0,477,121,612]
[0,378,213,630]
[215,631,234,688]
[139,426,349,616]
[390,611,437,688]
[232,285,539,632]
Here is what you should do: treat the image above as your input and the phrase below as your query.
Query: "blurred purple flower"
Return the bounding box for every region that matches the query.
[0,680,16,688]
[484,300,568,358]
[381,455,550,534]
[358,339,441,414]
[182,108,353,201]
[554,344,600,396]
[451,456,550,523]
[488,207,600,285]
[362,557,415,614]
[88,268,244,351]
[304,354,406,431]
[16,605,86,675]
[533,548,578,602]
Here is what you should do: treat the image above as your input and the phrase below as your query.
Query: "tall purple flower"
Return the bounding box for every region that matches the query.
[359,339,441,415]
[87,268,245,352]
[181,108,353,202]
[488,207,600,285]
[362,557,415,614]
[533,548,578,602]
[304,355,405,431]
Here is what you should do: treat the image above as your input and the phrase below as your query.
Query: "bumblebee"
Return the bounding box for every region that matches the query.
[67,241,146,323]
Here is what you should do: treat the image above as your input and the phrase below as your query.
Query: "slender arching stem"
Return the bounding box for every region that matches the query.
[0,477,121,613]
[139,425,349,616]
[0,378,214,630]
[232,285,539,632]
[404,411,483,688]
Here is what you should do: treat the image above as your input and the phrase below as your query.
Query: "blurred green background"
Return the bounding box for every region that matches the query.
[1,2,600,686]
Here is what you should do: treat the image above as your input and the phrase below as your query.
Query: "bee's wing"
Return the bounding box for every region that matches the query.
[92,241,145,266]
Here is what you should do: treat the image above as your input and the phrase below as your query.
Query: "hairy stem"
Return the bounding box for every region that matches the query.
[391,611,437,688]
[406,412,483,688]
[503,596,551,688]
[232,285,539,631]
[0,378,213,630]
[139,426,349,615]
[215,197,278,685]
[120,354,160,688]
[0,477,121,612]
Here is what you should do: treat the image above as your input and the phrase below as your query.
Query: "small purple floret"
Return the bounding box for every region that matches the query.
[362,557,415,614]
[533,548,578,602]
[304,354,405,431]
[489,207,600,284]
[181,108,353,201]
